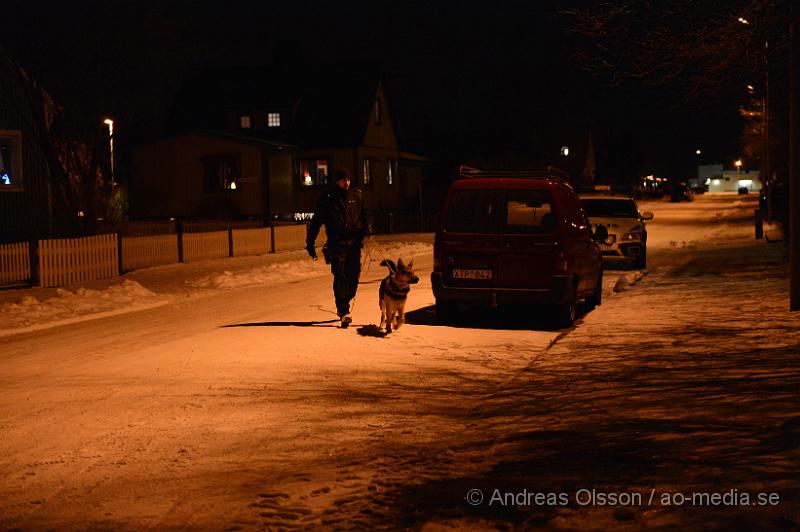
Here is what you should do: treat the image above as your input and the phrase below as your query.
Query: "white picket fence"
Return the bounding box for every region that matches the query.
[38,234,119,288]
[121,234,179,272]
[182,231,229,263]
[1,223,319,288]
[231,228,272,257]
[0,242,30,285]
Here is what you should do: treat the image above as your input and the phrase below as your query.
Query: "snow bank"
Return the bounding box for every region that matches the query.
[186,260,330,289]
[185,241,432,290]
[0,280,173,337]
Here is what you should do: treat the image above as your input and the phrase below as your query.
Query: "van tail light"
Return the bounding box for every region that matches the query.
[554,251,568,273]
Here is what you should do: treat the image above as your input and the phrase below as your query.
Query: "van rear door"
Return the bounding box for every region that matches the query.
[441,188,557,289]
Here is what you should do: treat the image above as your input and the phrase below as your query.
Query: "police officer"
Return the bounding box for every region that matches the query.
[306,169,368,328]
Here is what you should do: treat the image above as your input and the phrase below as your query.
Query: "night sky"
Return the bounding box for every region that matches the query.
[5,0,745,183]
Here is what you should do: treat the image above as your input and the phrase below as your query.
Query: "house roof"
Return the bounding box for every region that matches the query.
[176,63,395,150]
[136,129,296,150]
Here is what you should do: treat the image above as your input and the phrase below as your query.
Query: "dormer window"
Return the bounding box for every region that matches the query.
[268,112,281,128]
[240,115,251,129]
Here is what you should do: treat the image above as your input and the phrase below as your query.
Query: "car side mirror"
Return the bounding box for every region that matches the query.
[593,224,609,242]
[640,211,654,220]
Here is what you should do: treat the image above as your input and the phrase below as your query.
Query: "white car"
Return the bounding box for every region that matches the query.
[579,193,653,269]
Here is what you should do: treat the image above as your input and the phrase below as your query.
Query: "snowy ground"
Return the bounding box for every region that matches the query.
[0,194,797,529]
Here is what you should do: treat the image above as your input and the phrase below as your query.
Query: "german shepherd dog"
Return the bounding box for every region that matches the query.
[379,258,419,333]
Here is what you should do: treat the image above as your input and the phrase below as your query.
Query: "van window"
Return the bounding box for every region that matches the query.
[445,189,554,234]
[506,190,554,233]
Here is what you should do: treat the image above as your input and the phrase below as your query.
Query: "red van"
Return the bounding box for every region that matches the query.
[431,167,605,327]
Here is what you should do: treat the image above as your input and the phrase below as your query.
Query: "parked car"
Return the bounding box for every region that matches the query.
[431,167,605,328]
[579,189,653,270]
[667,182,694,202]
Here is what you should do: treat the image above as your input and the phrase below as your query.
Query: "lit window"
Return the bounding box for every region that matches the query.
[203,155,240,191]
[362,159,371,185]
[374,100,382,125]
[386,159,395,185]
[0,131,23,190]
[240,115,251,129]
[268,112,281,128]
[296,158,330,186]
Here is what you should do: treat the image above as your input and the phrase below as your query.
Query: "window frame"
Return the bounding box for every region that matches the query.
[386,159,395,185]
[362,158,372,185]
[202,154,241,192]
[240,115,251,129]
[0,130,24,192]
[295,157,331,187]
[267,112,281,128]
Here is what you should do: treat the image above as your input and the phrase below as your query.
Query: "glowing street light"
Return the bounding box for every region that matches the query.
[103,118,115,189]
[738,17,750,25]
[696,149,702,155]
[734,159,743,176]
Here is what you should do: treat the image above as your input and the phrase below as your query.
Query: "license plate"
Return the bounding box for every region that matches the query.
[600,244,615,251]
[452,268,492,280]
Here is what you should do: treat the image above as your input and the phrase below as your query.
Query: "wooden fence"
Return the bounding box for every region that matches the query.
[121,234,180,272]
[273,224,323,252]
[182,231,229,263]
[38,234,119,288]
[0,242,30,285]
[232,228,272,257]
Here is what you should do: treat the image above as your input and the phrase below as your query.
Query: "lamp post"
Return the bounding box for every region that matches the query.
[103,118,115,191]
[735,159,743,176]
[738,15,771,219]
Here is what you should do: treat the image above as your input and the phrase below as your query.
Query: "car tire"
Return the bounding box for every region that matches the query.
[436,300,458,324]
[555,283,577,328]
[636,247,647,270]
[587,270,603,309]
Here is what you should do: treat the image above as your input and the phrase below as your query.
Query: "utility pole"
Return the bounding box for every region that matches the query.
[791,10,800,310]
[764,39,772,220]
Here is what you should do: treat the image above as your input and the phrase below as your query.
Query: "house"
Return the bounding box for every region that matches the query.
[698,163,762,193]
[129,65,429,224]
[130,131,294,220]
[0,49,53,243]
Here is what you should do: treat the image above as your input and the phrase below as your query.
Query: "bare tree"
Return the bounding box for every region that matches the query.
[560,0,789,101]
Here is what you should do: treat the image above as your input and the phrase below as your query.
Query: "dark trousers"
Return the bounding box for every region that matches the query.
[330,243,362,317]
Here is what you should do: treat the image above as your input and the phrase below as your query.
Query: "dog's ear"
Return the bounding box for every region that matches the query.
[407,259,414,270]
[397,258,405,270]
[380,259,396,272]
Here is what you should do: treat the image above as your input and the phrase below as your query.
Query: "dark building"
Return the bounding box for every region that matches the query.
[130,65,429,223]
[0,50,53,243]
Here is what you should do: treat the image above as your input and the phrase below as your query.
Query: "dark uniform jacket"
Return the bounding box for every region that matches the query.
[306,186,367,248]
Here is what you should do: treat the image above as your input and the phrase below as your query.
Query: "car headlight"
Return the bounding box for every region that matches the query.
[622,225,643,241]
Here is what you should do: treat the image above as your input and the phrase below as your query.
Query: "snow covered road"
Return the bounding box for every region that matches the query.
[0,194,797,529]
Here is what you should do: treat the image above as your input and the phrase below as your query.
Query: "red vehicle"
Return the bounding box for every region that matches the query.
[431,167,605,327]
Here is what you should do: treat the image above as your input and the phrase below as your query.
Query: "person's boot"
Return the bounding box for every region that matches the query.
[340,314,352,329]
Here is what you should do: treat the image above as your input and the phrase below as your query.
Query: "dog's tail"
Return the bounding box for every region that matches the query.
[380,259,396,272]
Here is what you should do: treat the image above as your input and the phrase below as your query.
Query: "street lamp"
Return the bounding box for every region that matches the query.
[735,159,743,176]
[103,118,115,190]
[696,149,702,155]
